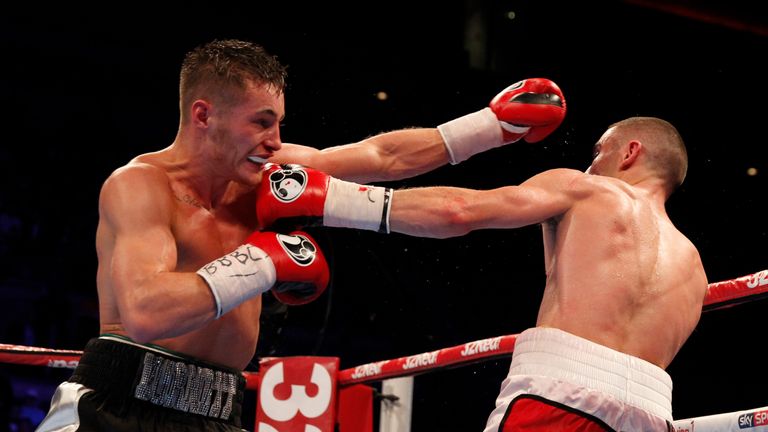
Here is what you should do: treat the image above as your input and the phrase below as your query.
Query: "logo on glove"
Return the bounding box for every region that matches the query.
[268,166,307,203]
[276,233,317,266]
[501,80,525,93]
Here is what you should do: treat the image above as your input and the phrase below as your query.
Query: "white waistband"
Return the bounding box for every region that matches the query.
[511,327,673,421]
[98,334,183,359]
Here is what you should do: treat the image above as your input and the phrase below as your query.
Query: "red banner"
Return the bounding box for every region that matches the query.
[337,384,374,432]
[255,356,340,432]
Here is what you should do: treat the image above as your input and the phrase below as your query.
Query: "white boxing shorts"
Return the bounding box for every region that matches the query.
[483,327,674,432]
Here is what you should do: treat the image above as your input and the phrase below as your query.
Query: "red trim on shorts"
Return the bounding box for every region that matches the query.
[498,395,614,432]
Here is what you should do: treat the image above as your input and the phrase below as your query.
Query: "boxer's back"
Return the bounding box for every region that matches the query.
[538,175,707,368]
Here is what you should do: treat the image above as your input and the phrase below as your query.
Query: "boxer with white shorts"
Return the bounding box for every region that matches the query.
[262,116,707,432]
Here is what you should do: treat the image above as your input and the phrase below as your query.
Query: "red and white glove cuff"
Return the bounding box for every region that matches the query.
[438,108,528,164]
[324,178,392,233]
[196,244,277,318]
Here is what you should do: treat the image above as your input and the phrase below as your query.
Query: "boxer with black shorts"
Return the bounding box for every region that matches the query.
[37,38,566,431]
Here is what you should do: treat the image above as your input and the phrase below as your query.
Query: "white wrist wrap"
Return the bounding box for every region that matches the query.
[438,107,527,164]
[196,244,277,318]
[323,178,392,233]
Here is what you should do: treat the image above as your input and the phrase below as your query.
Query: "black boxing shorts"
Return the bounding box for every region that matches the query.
[36,334,246,432]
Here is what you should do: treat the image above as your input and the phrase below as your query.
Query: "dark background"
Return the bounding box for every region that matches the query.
[1,1,766,430]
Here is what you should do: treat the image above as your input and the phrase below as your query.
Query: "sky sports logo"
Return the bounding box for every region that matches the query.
[739,409,768,428]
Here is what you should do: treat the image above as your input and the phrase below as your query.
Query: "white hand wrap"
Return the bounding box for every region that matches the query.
[438,107,529,164]
[323,178,392,233]
[196,244,277,318]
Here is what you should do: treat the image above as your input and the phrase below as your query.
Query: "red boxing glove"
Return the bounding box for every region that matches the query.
[438,78,566,164]
[248,230,330,305]
[257,163,392,233]
[489,78,566,143]
[256,163,329,230]
[196,229,330,316]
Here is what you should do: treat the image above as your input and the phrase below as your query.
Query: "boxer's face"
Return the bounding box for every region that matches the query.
[207,81,285,184]
[586,128,620,177]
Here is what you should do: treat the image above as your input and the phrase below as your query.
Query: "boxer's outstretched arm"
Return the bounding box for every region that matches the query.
[275,128,448,183]
[254,166,589,236]
[272,78,566,184]
[389,169,588,238]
